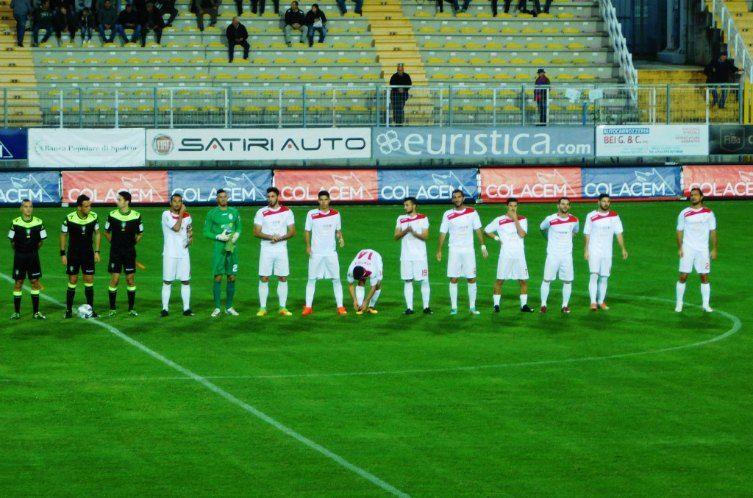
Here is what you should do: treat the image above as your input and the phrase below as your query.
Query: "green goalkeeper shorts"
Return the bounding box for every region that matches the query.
[212,247,238,276]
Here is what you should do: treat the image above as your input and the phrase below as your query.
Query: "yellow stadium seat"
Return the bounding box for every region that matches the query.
[481,27,498,35]
[502,27,518,34]
[542,27,559,34]
[470,57,486,65]
[460,27,476,34]
[547,43,565,50]
[557,12,575,18]
[528,43,544,50]
[522,27,538,34]
[424,41,442,49]
[514,73,529,80]
[446,41,463,49]
[465,42,484,50]
[494,72,513,81]
[490,57,507,65]
[507,42,523,49]
[449,57,465,65]
[474,73,491,80]
[509,57,527,64]
[558,73,575,80]
[208,41,225,48]
[414,10,430,17]
[568,42,586,50]
[531,58,548,65]
[502,104,519,112]
[485,42,503,50]
[577,73,592,80]
[562,27,581,34]
[274,58,291,64]
[418,26,434,33]
[440,26,457,34]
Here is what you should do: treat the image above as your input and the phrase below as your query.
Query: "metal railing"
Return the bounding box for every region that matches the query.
[600,0,638,88]
[0,83,743,128]
[706,0,753,83]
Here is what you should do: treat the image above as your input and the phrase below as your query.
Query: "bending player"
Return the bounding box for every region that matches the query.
[61,194,101,318]
[9,199,47,320]
[204,189,242,317]
[346,249,383,314]
[161,193,193,317]
[104,191,144,317]
[539,197,579,314]
[394,197,431,315]
[676,187,717,313]
[583,193,627,310]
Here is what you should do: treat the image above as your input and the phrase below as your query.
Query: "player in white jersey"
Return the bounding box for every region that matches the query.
[394,197,432,315]
[303,190,346,316]
[676,187,717,313]
[346,249,383,314]
[583,193,628,311]
[539,197,579,314]
[253,187,296,317]
[160,193,193,316]
[484,198,534,313]
[437,189,488,315]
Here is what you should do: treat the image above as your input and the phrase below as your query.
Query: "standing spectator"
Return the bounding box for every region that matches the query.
[226,16,249,62]
[305,3,326,47]
[191,0,218,31]
[153,0,178,27]
[31,0,55,46]
[11,0,34,47]
[53,4,78,44]
[336,0,362,15]
[283,1,307,47]
[389,63,411,126]
[706,53,741,109]
[494,0,525,15]
[251,0,279,16]
[79,6,94,43]
[115,3,141,44]
[97,0,118,43]
[436,0,458,13]
[141,2,164,46]
[534,68,550,125]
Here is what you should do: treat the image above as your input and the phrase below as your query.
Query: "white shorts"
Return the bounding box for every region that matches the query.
[497,255,528,280]
[400,259,429,281]
[587,253,613,277]
[543,253,574,282]
[308,252,340,280]
[679,248,711,274]
[447,251,476,279]
[259,248,289,277]
[163,256,191,282]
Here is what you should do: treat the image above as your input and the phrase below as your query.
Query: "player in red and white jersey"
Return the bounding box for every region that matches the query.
[676,187,717,313]
[437,189,488,315]
[394,197,431,315]
[253,187,296,317]
[346,249,383,314]
[303,190,346,316]
[484,198,534,313]
[161,193,193,316]
[583,193,628,311]
[539,197,579,314]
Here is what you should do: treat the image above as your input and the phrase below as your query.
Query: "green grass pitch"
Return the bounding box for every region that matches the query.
[1,200,751,496]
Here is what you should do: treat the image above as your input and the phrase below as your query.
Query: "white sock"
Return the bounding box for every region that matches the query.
[520,294,527,306]
[305,279,316,307]
[589,273,598,304]
[258,280,269,308]
[161,283,171,311]
[449,282,458,309]
[562,282,572,307]
[420,279,430,309]
[404,281,414,310]
[278,281,288,309]
[468,282,477,309]
[701,282,711,308]
[598,276,609,304]
[333,279,344,308]
[493,294,501,306]
[355,285,365,307]
[369,289,381,308]
[540,281,550,306]
[676,281,686,307]
[180,283,190,311]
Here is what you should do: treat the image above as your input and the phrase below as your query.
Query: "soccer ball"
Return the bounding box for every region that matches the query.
[77,304,94,319]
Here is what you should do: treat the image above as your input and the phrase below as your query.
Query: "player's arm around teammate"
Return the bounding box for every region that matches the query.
[9,199,47,320]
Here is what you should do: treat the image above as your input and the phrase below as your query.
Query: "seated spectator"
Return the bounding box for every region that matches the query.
[336,0,362,15]
[305,3,326,47]
[251,0,279,16]
[11,0,34,47]
[141,2,164,46]
[97,0,118,43]
[153,0,177,27]
[75,0,93,12]
[226,16,249,62]
[115,3,141,44]
[283,1,307,47]
[436,0,458,13]
[79,6,94,43]
[191,0,218,31]
[96,0,120,14]
[31,0,55,46]
[53,3,78,44]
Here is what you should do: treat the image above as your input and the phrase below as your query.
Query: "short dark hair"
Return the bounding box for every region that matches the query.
[558,196,570,204]
[451,188,464,196]
[404,196,418,205]
[352,266,366,281]
[598,193,610,200]
[76,194,90,206]
[690,187,703,196]
[118,191,132,204]
[20,198,31,204]
[217,188,227,195]
[171,193,182,200]
[267,187,280,196]
[506,197,518,205]
[318,190,330,199]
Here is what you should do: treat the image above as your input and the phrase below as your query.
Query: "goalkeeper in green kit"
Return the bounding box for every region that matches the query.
[204,189,242,317]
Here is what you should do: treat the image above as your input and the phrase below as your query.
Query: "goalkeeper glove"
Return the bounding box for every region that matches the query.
[216,230,230,242]
[231,232,240,243]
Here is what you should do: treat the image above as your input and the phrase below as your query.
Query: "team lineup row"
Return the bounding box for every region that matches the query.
[7,187,719,320]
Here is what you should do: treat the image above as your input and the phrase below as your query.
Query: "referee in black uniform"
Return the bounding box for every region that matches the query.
[61,194,101,318]
[105,191,144,317]
[8,199,47,320]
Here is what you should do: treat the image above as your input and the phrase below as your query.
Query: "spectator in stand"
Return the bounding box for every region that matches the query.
[191,0,218,31]
[31,0,55,46]
[97,0,118,43]
[79,6,94,43]
[251,0,279,16]
[75,0,93,13]
[115,2,141,44]
[305,3,326,47]
[534,67,550,124]
[336,0,362,15]
[283,1,307,47]
[493,0,524,16]
[53,3,77,43]
[389,63,411,126]
[706,53,741,109]
[153,0,178,27]
[11,0,34,47]
[226,16,249,62]
[436,0,458,14]
[141,2,164,46]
